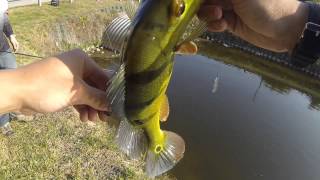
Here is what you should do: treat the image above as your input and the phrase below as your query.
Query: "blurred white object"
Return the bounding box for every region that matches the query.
[0,0,8,13]
[212,76,220,94]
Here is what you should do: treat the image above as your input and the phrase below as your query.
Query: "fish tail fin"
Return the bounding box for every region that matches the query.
[145,131,185,177]
[116,120,148,159]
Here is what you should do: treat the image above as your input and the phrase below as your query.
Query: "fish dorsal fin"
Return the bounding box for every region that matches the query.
[179,16,208,44]
[102,14,131,53]
[124,1,139,20]
[160,95,170,122]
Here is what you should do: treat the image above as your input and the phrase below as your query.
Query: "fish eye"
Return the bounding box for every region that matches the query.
[172,0,185,17]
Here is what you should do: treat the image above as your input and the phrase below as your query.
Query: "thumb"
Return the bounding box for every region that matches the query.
[78,83,110,111]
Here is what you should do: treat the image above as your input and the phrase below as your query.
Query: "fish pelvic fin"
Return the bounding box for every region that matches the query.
[145,131,185,178]
[175,41,198,55]
[116,120,148,160]
[160,95,170,122]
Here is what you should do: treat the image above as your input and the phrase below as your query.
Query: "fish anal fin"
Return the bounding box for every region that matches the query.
[175,41,198,55]
[116,120,148,160]
[160,95,170,122]
[145,131,185,177]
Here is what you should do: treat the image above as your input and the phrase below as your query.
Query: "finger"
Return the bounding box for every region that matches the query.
[207,19,228,32]
[88,69,109,91]
[74,105,89,122]
[78,82,110,112]
[82,53,109,91]
[88,107,98,122]
[198,5,223,22]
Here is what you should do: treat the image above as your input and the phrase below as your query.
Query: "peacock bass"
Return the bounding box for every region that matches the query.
[106,0,205,177]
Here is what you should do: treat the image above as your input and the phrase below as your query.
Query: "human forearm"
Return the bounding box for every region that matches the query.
[0,69,24,114]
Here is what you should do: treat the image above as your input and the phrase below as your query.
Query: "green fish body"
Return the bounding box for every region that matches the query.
[107,0,204,177]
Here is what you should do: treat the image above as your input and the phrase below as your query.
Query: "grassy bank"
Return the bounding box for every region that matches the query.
[9,0,120,65]
[1,1,173,179]
[0,109,140,179]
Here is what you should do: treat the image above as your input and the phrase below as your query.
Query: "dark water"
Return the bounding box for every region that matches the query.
[165,54,320,180]
[92,43,320,180]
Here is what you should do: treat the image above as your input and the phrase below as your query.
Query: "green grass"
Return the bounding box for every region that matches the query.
[9,0,119,65]
[0,109,145,179]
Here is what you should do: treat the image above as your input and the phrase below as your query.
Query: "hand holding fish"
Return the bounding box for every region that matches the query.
[0,49,110,122]
[199,0,309,52]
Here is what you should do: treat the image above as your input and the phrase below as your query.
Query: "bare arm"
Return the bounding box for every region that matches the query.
[0,69,24,113]
[0,49,110,121]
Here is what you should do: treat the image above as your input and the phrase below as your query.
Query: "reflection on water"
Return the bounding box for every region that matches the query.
[198,41,320,110]
[163,42,320,180]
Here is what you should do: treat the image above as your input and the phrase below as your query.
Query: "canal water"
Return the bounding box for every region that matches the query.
[93,41,320,180]
[163,42,320,180]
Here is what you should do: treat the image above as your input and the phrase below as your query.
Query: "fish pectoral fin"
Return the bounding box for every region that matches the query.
[106,63,126,118]
[175,41,198,55]
[180,16,208,43]
[145,131,185,178]
[116,120,148,159]
[159,95,170,122]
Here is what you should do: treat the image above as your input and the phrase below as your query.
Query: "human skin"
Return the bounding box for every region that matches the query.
[0,49,110,122]
[9,34,19,52]
[198,0,309,52]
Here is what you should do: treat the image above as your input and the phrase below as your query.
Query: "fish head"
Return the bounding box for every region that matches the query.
[129,0,204,54]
